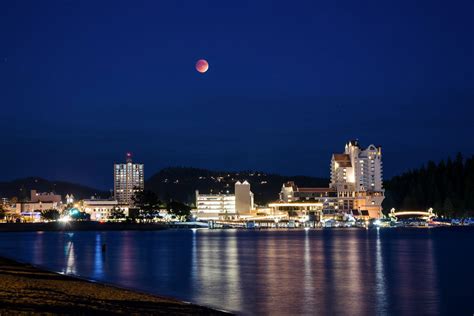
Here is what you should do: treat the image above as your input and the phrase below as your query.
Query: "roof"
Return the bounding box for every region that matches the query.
[333,154,352,167]
[283,181,296,188]
[297,187,336,193]
[333,154,350,161]
[347,139,360,147]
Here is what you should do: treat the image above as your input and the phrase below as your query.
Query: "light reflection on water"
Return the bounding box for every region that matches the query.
[93,234,103,279]
[0,228,472,315]
[375,228,388,314]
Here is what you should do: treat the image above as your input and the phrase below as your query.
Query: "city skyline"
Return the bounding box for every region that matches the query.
[1,0,473,189]
[0,142,471,191]
[0,2,473,315]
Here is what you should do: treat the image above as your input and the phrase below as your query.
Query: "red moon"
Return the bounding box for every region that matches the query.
[195,59,209,73]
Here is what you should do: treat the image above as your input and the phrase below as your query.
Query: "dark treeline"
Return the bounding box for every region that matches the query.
[383,153,474,217]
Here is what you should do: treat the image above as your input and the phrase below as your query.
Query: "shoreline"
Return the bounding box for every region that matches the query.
[0,256,229,315]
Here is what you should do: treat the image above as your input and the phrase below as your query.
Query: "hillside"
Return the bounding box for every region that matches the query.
[383,153,474,216]
[0,177,108,201]
[5,154,473,217]
[145,167,329,205]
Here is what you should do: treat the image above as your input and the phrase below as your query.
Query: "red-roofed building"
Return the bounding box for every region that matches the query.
[330,140,385,218]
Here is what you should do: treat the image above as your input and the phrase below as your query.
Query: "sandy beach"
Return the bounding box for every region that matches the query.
[0,257,228,315]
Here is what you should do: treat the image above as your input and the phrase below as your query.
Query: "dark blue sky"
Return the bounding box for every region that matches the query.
[1,0,473,189]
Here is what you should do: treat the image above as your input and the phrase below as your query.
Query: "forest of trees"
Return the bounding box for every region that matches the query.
[383,153,474,217]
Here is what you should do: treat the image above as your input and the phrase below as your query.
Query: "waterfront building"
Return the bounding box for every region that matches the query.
[194,181,254,220]
[82,198,128,221]
[65,194,75,204]
[330,140,385,218]
[268,201,324,221]
[13,190,63,222]
[235,180,254,215]
[195,192,236,220]
[114,153,144,206]
[15,201,60,214]
[271,140,384,221]
[272,182,338,221]
[279,182,337,207]
[30,190,61,203]
[16,190,62,213]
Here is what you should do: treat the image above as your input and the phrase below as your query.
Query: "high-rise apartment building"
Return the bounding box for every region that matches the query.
[114,153,144,206]
[330,140,384,218]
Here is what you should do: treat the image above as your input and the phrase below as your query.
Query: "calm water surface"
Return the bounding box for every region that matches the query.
[0,228,472,315]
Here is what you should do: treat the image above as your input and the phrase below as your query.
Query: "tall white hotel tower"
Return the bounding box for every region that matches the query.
[330,140,384,218]
[114,153,144,206]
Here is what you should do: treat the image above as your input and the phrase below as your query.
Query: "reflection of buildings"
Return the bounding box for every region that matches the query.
[192,231,242,310]
[114,153,144,206]
[64,240,76,275]
[93,234,104,278]
[194,181,254,220]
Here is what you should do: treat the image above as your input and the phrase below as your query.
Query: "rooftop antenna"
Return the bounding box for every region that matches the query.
[126,152,133,163]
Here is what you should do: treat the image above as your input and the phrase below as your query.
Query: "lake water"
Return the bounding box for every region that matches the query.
[0,228,472,315]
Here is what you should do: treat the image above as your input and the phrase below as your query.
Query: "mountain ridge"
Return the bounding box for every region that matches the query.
[145,166,329,205]
[0,177,109,201]
[0,168,329,205]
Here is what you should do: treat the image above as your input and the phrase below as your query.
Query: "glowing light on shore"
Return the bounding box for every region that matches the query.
[59,215,71,222]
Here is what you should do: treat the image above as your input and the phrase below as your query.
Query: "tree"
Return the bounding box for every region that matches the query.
[110,206,125,220]
[443,198,454,217]
[41,209,60,221]
[132,190,161,222]
[166,200,192,221]
[0,205,5,221]
[384,154,474,217]
[70,209,90,221]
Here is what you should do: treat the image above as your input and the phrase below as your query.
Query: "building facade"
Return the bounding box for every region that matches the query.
[272,182,338,221]
[14,190,63,222]
[195,181,254,220]
[271,140,385,221]
[114,153,144,206]
[82,199,128,221]
[195,192,236,220]
[279,182,337,212]
[330,140,384,218]
[30,190,61,203]
[16,201,60,214]
[235,180,254,215]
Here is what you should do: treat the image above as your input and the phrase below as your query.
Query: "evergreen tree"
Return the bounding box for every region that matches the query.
[41,209,60,221]
[132,190,162,222]
[166,200,192,221]
[384,154,474,216]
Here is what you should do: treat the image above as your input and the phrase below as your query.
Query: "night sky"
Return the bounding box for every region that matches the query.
[1,0,473,189]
